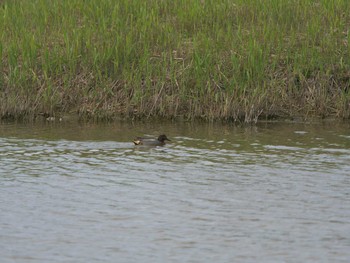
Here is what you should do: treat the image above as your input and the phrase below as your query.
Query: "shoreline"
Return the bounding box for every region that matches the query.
[1,111,348,125]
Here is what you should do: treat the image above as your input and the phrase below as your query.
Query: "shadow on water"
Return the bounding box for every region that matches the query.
[0,120,350,262]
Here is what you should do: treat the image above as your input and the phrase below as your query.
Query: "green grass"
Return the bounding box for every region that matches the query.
[1,0,349,122]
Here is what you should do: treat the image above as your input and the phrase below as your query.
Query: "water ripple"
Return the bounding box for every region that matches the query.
[1,123,350,263]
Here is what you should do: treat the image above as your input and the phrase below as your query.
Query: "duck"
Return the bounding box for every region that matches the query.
[133,134,171,146]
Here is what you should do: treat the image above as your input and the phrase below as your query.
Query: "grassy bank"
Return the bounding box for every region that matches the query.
[1,0,349,122]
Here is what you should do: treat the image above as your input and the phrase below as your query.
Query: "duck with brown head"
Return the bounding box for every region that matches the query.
[133,134,171,146]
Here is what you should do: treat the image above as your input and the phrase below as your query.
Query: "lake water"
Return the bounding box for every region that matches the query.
[0,120,349,263]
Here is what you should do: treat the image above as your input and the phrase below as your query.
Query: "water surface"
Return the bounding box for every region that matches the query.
[1,120,349,262]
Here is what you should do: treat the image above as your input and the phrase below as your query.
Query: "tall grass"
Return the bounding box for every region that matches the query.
[1,0,349,122]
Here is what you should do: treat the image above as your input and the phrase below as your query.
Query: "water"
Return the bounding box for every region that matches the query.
[1,120,349,263]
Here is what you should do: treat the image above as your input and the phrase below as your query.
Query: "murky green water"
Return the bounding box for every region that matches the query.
[1,120,349,262]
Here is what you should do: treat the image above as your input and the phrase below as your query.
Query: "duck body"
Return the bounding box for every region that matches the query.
[133,134,171,146]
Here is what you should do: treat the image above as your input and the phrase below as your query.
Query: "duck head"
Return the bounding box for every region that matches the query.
[158,134,171,142]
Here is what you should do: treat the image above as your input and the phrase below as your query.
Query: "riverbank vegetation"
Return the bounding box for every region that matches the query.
[1,0,349,122]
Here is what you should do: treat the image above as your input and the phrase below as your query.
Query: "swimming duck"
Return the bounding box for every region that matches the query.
[133,134,171,146]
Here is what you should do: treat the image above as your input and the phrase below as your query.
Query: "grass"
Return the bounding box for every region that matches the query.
[0,0,349,122]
